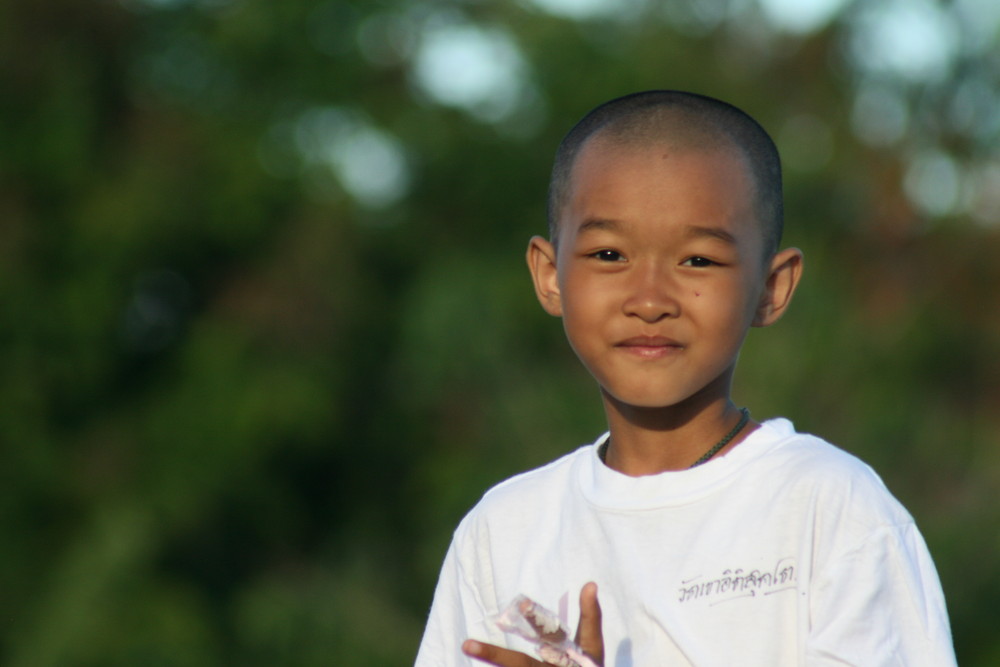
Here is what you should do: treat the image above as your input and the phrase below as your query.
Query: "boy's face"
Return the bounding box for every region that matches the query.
[529,137,798,413]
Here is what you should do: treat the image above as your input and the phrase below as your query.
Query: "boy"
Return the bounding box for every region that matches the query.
[415,91,956,666]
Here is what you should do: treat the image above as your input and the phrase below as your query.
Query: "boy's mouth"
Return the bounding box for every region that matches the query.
[615,335,683,358]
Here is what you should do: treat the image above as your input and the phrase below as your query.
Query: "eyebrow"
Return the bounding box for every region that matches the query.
[576,217,623,235]
[576,219,738,245]
[684,224,738,245]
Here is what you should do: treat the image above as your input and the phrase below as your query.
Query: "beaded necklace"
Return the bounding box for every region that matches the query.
[597,407,751,469]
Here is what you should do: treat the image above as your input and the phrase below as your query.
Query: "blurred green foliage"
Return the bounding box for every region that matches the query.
[2,0,999,664]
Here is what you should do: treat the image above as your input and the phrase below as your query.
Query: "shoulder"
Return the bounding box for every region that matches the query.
[476,444,591,510]
[758,418,874,475]
[451,443,595,538]
[754,418,914,529]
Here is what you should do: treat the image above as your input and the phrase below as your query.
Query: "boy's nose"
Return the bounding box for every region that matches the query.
[622,266,680,322]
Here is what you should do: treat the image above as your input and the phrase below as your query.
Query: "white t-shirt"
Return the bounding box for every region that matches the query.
[415,419,956,666]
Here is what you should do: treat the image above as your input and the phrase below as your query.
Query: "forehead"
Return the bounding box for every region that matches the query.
[563,137,757,237]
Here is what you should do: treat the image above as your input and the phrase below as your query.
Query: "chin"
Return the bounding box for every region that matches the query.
[601,382,727,413]
[602,389,692,411]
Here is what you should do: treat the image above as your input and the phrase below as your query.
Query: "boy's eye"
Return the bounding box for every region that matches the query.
[592,249,624,262]
[682,256,716,268]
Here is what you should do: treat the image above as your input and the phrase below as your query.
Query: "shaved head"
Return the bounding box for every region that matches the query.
[548,91,784,257]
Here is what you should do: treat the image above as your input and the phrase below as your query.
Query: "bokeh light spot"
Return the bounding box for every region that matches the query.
[411,20,532,123]
[904,150,962,218]
[851,84,909,147]
[758,0,849,34]
[294,108,410,209]
[848,0,958,82]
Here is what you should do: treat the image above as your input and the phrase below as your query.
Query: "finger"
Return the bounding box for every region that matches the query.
[574,582,604,665]
[462,639,546,667]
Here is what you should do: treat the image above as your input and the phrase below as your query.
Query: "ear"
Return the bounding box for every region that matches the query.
[753,247,803,327]
[526,235,563,317]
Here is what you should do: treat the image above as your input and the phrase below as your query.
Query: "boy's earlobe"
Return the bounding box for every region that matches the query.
[753,247,804,327]
[526,235,563,317]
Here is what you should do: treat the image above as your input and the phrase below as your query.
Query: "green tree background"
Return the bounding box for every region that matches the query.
[2,0,999,664]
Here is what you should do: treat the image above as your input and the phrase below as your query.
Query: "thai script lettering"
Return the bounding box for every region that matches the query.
[678,557,797,605]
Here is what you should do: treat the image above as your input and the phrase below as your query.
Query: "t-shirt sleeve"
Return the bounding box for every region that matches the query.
[806,521,957,666]
[414,523,506,667]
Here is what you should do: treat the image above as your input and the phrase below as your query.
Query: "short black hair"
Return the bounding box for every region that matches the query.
[547,91,783,257]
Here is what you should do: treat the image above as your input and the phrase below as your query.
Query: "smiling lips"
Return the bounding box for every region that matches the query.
[616,335,684,358]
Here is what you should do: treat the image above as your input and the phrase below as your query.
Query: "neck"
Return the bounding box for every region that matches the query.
[599,395,756,476]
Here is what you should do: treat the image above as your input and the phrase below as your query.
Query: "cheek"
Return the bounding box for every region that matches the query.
[559,271,604,314]
[700,286,756,332]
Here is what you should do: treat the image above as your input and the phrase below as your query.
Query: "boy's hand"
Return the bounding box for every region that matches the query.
[462,582,603,667]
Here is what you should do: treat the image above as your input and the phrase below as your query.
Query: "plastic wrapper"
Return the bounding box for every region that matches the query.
[493,594,600,667]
